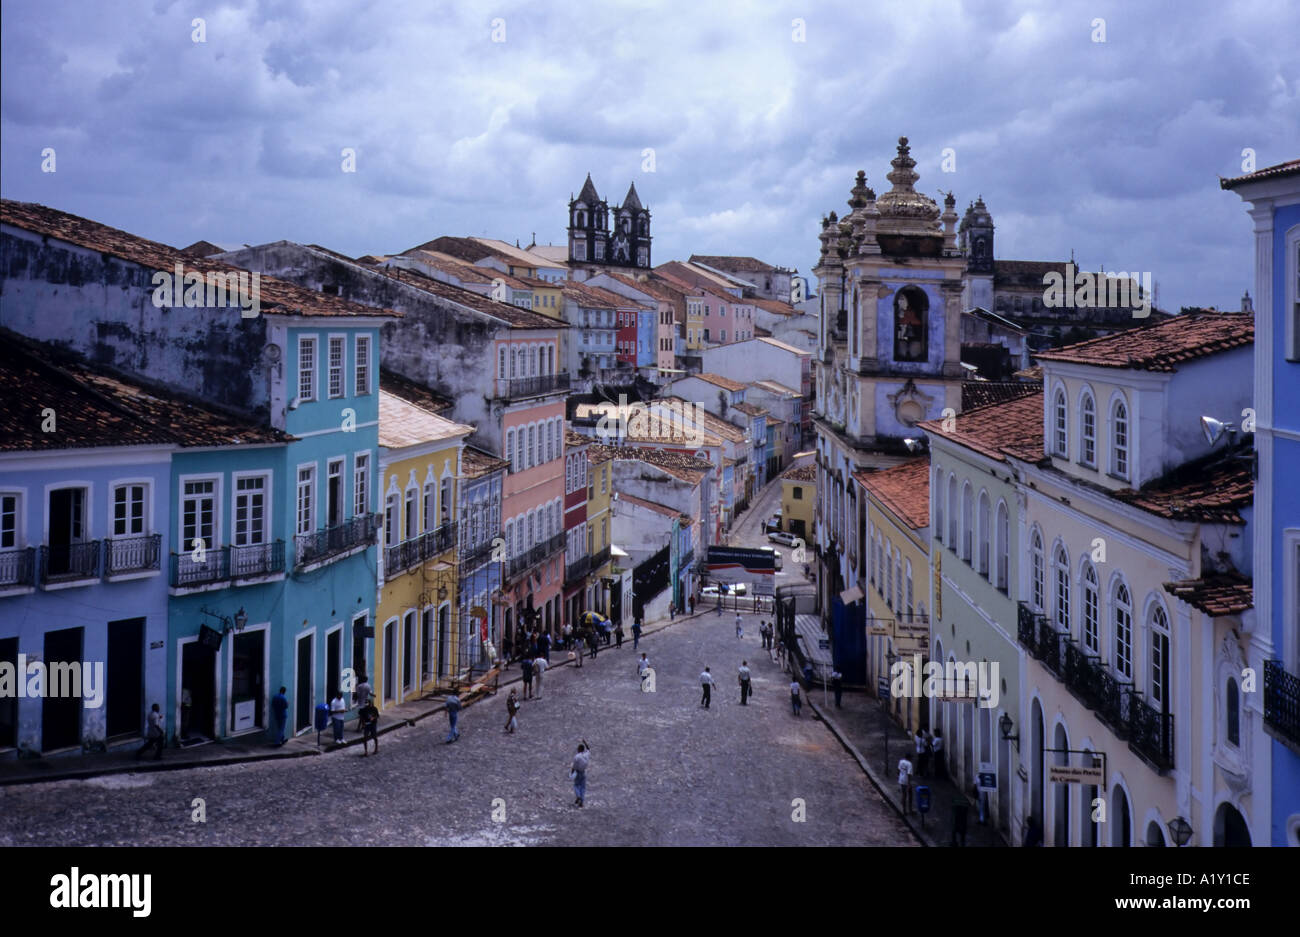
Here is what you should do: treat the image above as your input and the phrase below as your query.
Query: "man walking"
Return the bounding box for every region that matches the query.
[931,729,945,779]
[738,661,752,705]
[520,656,534,700]
[135,703,165,760]
[329,689,347,745]
[637,652,650,687]
[538,630,551,664]
[589,629,599,659]
[700,666,715,708]
[632,618,642,650]
[444,691,462,743]
[570,740,591,807]
[735,613,744,639]
[832,669,843,709]
[504,688,519,733]
[898,755,915,815]
[789,679,802,716]
[614,623,624,649]
[532,654,548,699]
[359,697,380,756]
[916,729,930,777]
[574,629,584,667]
[271,686,289,745]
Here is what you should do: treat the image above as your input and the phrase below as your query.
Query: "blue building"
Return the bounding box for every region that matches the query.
[0,199,400,748]
[1223,157,1300,846]
[637,307,656,368]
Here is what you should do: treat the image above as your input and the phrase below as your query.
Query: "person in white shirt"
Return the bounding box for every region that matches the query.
[790,680,802,716]
[571,740,591,807]
[329,691,347,745]
[898,756,915,815]
[533,656,548,698]
[700,667,715,708]
[931,730,945,780]
[738,661,752,705]
[735,613,744,639]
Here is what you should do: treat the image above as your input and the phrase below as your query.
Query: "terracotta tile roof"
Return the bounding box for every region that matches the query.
[380,369,454,414]
[377,264,563,330]
[565,429,591,448]
[757,336,809,356]
[1112,450,1253,525]
[692,373,747,392]
[752,297,797,316]
[591,444,712,483]
[733,401,768,417]
[561,281,632,308]
[0,331,289,451]
[179,239,231,258]
[400,249,498,284]
[1033,311,1253,372]
[618,492,687,519]
[689,255,777,273]
[962,379,1041,411]
[462,446,509,479]
[378,390,473,449]
[588,444,616,465]
[1163,572,1253,616]
[782,463,816,482]
[0,200,401,319]
[1220,158,1300,189]
[749,379,801,397]
[650,271,706,298]
[663,400,745,443]
[855,458,930,530]
[919,390,1045,464]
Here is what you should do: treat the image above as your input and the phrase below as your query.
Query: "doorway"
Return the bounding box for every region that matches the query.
[46,487,87,577]
[403,611,415,696]
[437,605,450,678]
[0,637,17,749]
[181,639,217,741]
[42,626,83,751]
[326,628,341,704]
[383,620,395,703]
[294,632,313,732]
[352,614,368,685]
[422,608,434,684]
[229,630,265,733]
[1214,802,1251,846]
[106,617,144,739]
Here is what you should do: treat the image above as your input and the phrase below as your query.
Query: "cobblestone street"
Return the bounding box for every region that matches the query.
[0,612,915,847]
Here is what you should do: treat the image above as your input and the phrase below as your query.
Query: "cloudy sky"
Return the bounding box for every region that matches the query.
[2,0,1296,311]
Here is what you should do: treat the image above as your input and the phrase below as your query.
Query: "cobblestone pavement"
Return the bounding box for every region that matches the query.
[0,612,917,847]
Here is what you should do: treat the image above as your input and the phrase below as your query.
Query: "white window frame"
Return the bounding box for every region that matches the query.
[354,334,372,396]
[353,453,370,518]
[1110,394,1130,480]
[179,475,220,553]
[1080,390,1096,467]
[295,464,316,537]
[327,334,346,399]
[0,490,23,550]
[1113,581,1133,680]
[298,335,318,403]
[1052,386,1068,457]
[231,472,271,547]
[109,480,150,538]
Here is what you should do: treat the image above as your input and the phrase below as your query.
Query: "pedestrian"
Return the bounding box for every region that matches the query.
[539,631,552,663]
[632,619,642,650]
[329,689,347,745]
[776,638,786,670]
[520,656,534,700]
[589,629,599,659]
[562,623,572,650]
[352,674,374,731]
[570,740,591,807]
[689,595,695,615]
[802,661,814,690]
[444,691,462,743]
[135,702,164,760]
[637,652,650,685]
[716,593,722,616]
[832,669,843,709]
[669,603,675,621]
[504,688,520,733]
[533,655,547,698]
[738,661,752,705]
[700,666,715,708]
[574,629,585,667]
[271,686,289,745]
[502,635,513,667]
[614,623,624,649]
[974,781,988,825]
[359,697,380,755]
[915,729,929,777]
[1023,814,1043,847]
[789,679,802,716]
[735,612,744,638]
[181,686,192,740]
[898,755,915,815]
[931,729,945,779]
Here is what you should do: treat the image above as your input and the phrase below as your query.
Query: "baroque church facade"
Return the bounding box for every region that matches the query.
[567,174,652,271]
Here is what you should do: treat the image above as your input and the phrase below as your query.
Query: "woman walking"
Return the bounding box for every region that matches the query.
[504,688,519,734]
[570,740,591,807]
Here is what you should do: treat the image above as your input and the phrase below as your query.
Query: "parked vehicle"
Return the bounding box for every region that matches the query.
[701,582,749,598]
[768,530,798,547]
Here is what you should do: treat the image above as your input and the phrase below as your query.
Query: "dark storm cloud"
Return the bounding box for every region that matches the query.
[1,0,1295,310]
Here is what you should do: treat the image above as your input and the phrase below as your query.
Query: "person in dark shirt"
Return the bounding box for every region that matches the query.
[359,700,380,756]
[271,686,289,746]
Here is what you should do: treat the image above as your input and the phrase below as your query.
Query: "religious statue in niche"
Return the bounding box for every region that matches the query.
[893,286,928,362]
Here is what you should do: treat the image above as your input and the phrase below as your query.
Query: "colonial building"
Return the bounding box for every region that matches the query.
[568,175,652,271]
[688,255,797,304]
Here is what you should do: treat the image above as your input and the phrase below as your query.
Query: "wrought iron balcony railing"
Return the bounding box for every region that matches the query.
[506,532,567,580]
[295,513,380,568]
[591,544,612,570]
[565,554,592,585]
[460,535,498,569]
[495,373,571,400]
[171,546,230,588]
[384,523,457,578]
[1017,602,1064,679]
[0,546,36,587]
[231,540,285,579]
[1264,659,1300,748]
[104,534,161,576]
[1128,693,1174,771]
[40,541,101,584]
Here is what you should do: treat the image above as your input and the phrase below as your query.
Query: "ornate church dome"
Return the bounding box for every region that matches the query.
[874,137,942,238]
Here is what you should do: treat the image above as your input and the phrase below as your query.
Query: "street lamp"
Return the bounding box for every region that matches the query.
[999,712,1020,746]
[1200,415,1236,446]
[1167,816,1194,847]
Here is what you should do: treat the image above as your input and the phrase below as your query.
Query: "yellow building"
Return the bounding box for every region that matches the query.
[586,446,615,614]
[855,459,930,734]
[780,462,816,542]
[375,389,473,709]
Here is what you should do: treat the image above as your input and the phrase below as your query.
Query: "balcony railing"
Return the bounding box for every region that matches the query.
[1063,639,1132,736]
[0,547,36,587]
[295,514,380,568]
[384,522,458,578]
[171,541,285,587]
[591,544,612,570]
[40,541,101,584]
[1264,659,1300,748]
[231,540,285,579]
[679,547,695,570]
[104,534,161,576]
[172,547,230,588]
[1128,693,1174,771]
[495,372,570,400]
[506,532,566,580]
[565,554,592,585]
[460,536,498,569]
[1017,602,1066,678]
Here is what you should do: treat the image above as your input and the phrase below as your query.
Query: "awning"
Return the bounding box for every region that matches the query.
[610,544,629,558]
[839,585,864,605]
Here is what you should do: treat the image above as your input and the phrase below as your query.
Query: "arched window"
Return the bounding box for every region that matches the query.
[1111,397,1130,478]
[1113,583,1133,679]
[995,500,1009,592]
[505,520,514,558]
[1150,605,1170,710]
[1031,530,1045,611]
[947,475,958,550]
[1053,389,1068,457]
[934,466,945,542]
[961,483,974,563]
[499,347,507,379]
[851,287,859,357]
[1082,563,1100,652]
[885,544,894,609]
[977,491,991,578]
[893,286,928,362]
[1053,544,1070,630]
[506,429,516,471]
[1226,678,1240,747]
[1080,392,1096,466]
[905,559,914,618]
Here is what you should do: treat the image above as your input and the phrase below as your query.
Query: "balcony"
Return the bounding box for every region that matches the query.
[1128,693,1175,771]
[591,544,612,570]
[171,541,285,589]
[1264,659,1300,749]
[0,547,36,588]
[460,536,498,569]
[1063,640,1132,736]
[40,541,101,585]
[172,547,230,588]
[231,540,286,579]
[295,514,381,569]
[495,373,571,400]
[506,532,566,581]
[1016,602,1064,678]
[679,547,695,570]
[565,554,592,585]
[384,522,459,578]
[104,534,161,576]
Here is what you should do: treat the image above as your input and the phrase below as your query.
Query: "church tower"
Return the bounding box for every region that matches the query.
[960,196,995,311]
[613,182,652,268]
[568,174,609,264]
